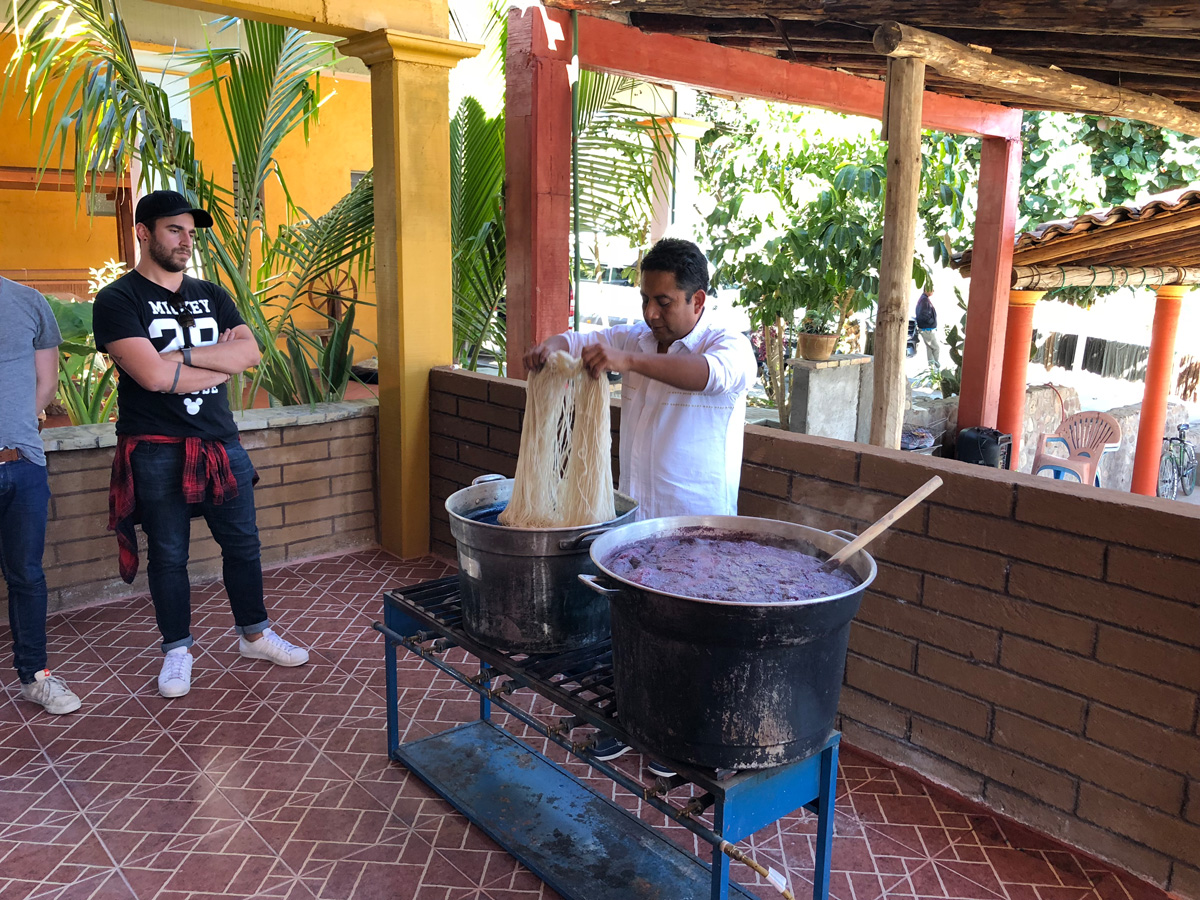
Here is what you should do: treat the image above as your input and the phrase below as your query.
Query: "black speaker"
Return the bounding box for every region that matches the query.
[956,426,1012,469]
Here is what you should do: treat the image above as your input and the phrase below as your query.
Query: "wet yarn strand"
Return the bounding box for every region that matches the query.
[500,350,615,528]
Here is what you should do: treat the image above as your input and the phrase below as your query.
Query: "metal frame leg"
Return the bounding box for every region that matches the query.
[812,741,838,900]
[382,602,425,760]
[479,661,492,721]
[384,624,400,758]
[709,841,731,900]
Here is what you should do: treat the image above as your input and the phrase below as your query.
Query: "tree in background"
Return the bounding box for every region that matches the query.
[1017,112,1200,231]
[696,98,970,419]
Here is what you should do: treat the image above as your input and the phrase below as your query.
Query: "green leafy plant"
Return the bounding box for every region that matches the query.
[281,300,359,404]
[697,99,956,426]
[87,259,126,294]
[44,295,118,425]
[572,71,676,258]
[450,96,507,373]
[937,290,969,398]
[4,2,374,409]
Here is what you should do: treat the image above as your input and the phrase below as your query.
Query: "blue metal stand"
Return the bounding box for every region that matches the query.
[381,578,838,900]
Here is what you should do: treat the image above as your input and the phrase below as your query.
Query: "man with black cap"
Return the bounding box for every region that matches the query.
[93,190,309,699]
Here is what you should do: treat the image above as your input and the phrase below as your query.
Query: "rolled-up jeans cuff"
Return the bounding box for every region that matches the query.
[235,620,271,637]
[162,635,195,654]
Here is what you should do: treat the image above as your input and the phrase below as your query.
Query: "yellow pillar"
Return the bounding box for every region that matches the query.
[338,30,480,557]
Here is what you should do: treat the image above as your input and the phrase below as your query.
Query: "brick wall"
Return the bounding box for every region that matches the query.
[6,401,380,614]
[429,366,1200,899]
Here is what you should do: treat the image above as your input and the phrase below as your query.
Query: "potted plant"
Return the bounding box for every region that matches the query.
[796,302,839,360]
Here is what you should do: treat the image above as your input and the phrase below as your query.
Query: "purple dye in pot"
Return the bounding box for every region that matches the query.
[603,529,859,603]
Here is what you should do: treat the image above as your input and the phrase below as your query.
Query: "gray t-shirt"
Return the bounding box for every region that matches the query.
[0,277,62,466]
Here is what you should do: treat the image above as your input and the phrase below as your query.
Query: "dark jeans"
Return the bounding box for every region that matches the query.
[0,460,51,683]
[131,440,269,653]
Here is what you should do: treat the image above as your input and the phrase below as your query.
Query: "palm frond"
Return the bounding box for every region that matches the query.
[450,97,506,372]
[3,0,202,198]
[572,71,676,241]
[180,18,334,275]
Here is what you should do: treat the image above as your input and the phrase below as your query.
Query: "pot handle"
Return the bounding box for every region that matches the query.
[578,573,621,596]
[471,473,507,486]
[558,527,612,551]
[830,529,859,541]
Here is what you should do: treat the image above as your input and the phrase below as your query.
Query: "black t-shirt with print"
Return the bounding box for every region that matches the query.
[94,270,246,441]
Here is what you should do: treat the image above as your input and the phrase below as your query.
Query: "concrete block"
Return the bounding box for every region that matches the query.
[788,355,872,442]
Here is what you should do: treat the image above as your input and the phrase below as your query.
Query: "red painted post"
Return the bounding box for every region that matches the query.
[505,7,572,378]
[506,6,1022,389]
[957,136,1021,431]
[995,290,1044,470]
[1131,285,1187,495]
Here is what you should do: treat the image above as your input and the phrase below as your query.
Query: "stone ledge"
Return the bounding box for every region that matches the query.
[787,353,873,370]
[41,399,380,453]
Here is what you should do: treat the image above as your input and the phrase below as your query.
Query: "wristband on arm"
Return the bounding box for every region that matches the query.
[169,362,182,393]
[182,347,193,367]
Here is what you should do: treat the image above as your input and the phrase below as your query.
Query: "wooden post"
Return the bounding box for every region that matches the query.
[874,22,1200,139]
[1131,285,1187,495]
[995,290,1044,471]
[957,136,1021,430]
[505,6,572,379]
[870,57,925,449]
[115,170,137,270]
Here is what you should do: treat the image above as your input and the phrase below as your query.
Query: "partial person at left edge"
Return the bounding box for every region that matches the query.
[92,190,309,701]
[0,276,82,715]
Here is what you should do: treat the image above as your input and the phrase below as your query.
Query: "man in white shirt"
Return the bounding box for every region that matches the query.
[524,238,756,519]
[523,238,757,772]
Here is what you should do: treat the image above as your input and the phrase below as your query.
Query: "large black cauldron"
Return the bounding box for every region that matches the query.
[583,516,875,770]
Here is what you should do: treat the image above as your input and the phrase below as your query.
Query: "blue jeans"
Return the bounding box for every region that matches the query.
[131,440,269,653]
[0,459,51,683]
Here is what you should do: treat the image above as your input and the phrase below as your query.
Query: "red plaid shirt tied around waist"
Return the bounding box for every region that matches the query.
[108,435,250,584]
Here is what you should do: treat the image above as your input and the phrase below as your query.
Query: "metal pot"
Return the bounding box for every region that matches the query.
[446,475,638,653]
[583,516,876,770]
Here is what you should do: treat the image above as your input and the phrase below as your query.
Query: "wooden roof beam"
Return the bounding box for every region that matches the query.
[552,1,1200,40]
[1011,265,1200,290]
[874,21,1200,137]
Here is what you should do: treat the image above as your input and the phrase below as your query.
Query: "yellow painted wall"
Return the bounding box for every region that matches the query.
[1,29,378,360]
[0,35,120,278]
[188,70,378,359]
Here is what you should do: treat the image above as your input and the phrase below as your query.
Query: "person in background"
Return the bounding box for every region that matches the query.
[92,191,309,700]
[0,276,82,715]
[524,237,757,773]
[915,286,941,370]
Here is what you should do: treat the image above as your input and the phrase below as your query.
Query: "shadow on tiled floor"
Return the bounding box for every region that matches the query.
[0,550,1170,900]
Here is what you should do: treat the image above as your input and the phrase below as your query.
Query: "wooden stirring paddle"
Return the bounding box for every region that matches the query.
[821,476,943,572]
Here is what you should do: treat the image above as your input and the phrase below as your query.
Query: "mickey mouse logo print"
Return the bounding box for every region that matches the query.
[184,397,204,415]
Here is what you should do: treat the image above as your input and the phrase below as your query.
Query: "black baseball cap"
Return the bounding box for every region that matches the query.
[134,190,214,228]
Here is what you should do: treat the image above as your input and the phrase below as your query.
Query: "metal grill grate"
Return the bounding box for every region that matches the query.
[384,575,621,727]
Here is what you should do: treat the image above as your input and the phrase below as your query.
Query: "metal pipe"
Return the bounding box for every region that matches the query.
[720,840,795,899]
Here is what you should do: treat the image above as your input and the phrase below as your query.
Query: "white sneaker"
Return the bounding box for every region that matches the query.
[19,669,82,715]
[158,648,193,698]
[238,629,309,667]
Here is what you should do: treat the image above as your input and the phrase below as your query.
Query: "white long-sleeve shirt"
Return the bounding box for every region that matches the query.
[563,314,757,518]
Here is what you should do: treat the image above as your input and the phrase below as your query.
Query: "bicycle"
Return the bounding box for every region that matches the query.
[1157,423,1197,500]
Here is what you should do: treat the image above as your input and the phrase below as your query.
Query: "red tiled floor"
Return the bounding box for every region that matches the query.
[0,550,1172,900]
